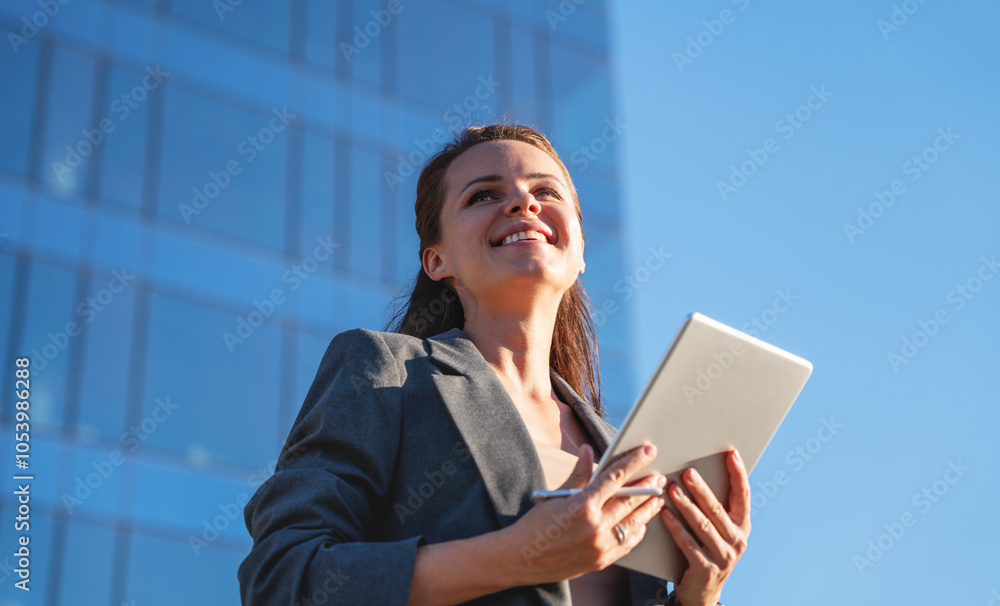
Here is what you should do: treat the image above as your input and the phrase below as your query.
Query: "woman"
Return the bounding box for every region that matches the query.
[238,124,751,606]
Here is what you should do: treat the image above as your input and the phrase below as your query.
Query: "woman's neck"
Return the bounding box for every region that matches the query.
[461,303,559,406]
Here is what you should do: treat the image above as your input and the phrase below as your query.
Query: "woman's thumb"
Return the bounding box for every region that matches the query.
[559,443,594,490]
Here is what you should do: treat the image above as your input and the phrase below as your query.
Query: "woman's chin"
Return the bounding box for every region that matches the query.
[484,266,579,293]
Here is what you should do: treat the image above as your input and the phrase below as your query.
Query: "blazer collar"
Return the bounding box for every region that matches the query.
[424,327,613,524]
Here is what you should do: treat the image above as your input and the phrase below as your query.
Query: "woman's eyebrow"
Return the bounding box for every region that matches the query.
[523,172,563,185]
[459,172,564,195]
[460,174,504,195]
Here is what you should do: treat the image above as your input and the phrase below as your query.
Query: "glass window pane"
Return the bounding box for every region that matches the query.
[99,62,155,208]
[507,25,540,127]
[549,1,608,48]
[396,1,495,109]
[21,261,79,429]
[150,231,284,304]
[142,294,282,467]
[41,44,97,198]
[0,24,39,177]
[300,132,337,258]
[77,274,135,442]
[130,457,253,543]
[0,252,18,362]
[550,45,614,170]
[63,442,126,518]
[304,0,341,70]
[347,146,383,279]
[157,87,288,249]
[290,330,332,431]
[58,520,117,605]
[390,183,420,286]
[344,0,386,87]
[170,0,291,54]
[125,531,243,604]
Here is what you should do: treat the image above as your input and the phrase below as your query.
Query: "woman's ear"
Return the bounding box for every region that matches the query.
[422,246,449,282]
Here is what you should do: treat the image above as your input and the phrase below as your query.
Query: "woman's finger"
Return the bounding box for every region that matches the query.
[616,493,666,550]
[725,449,752,529]
[679,467,742,547]
[600,472,666,530]
[660,505,713,569]
[666,480,728,563]
[603,490,665,554]
[587,443,657,505]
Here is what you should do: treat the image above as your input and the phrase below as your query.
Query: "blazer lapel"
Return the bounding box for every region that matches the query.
[425,328,547,528]
[549,369,615,455]
[424,328,613,527]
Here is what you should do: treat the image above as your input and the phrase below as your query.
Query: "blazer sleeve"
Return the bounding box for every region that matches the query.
[238,328,424,606]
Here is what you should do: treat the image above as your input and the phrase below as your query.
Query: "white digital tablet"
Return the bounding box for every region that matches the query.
[591,312,813,582]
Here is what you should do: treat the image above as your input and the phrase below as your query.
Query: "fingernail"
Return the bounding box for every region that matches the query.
[643,444,656,457]
[662,508,675,521]
[656,475,667,488]
[733,449,741,462]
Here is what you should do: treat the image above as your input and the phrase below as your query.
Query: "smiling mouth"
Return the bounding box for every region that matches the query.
[493,229,554,247]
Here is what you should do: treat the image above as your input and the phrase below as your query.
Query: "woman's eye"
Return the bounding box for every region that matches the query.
[468,190,494,204]
[537,188,559,198]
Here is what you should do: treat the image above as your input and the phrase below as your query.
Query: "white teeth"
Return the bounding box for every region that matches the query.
[501,230,547,246]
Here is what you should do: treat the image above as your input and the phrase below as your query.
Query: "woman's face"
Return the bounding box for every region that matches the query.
[422,139,585,312]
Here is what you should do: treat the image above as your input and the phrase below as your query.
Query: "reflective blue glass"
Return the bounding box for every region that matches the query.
[76,275,135,442]
[0,2,630,602]
[57,520,117,605]
[347,146,384,279]
[41,45,97,197]
[99,62,154,208]
[300,132,338,258]
[20,261,78,429]
[396,1,495,110]
[141,294,282,467]
[124,532,243,605]
[157,86,288,249]
[0,21,38,176]
[170,0,291,54]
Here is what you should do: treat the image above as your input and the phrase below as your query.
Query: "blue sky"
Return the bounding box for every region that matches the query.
[608,1,999,603]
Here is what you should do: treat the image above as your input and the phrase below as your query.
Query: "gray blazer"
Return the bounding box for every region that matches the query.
[238,327,678,605]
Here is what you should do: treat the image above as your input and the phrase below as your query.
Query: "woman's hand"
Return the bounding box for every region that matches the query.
[502,442,667,586]
[661,450,751,606]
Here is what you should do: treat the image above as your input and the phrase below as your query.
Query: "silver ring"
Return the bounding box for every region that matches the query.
[613,523,629,545]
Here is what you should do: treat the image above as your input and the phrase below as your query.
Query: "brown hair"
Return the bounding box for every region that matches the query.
[383,124,605,417]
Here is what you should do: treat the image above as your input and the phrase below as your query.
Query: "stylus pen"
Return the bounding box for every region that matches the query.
[530,487,663,502]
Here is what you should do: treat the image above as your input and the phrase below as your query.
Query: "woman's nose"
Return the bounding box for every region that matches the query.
[503,189,542,216]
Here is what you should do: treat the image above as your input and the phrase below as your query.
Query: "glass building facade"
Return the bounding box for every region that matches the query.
[0,0,634,603]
